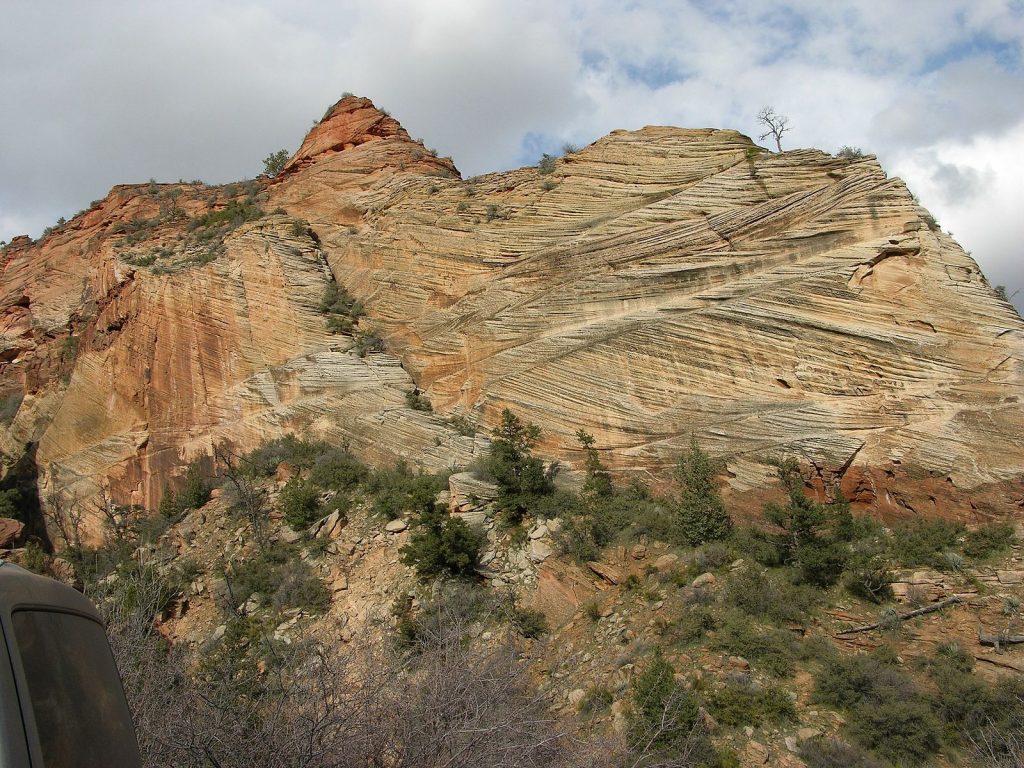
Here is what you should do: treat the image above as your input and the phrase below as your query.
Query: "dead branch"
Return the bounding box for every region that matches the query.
[979,630,1024,649]
[835,595,962,636]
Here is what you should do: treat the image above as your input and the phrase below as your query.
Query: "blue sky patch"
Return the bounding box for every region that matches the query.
[922,33,1022,74]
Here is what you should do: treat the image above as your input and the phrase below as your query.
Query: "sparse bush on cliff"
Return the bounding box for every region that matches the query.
[405,389,432,412]
[320,280,364,334]
[577,430,613,498]
[723,565,820,625]
[711,611,800,677]
[537,153,557,174]
[353,329,385,356]
[261,149,289,177]
[799,738,882,768]
[224,541,328,614]
[836,146,864,159]
[446,413,476,436]
[188,198,262,232]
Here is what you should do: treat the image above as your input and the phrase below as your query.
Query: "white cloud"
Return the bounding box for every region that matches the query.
[890,120,1024,298]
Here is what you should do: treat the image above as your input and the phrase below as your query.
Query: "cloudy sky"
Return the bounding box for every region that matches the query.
[2,0,1021,312]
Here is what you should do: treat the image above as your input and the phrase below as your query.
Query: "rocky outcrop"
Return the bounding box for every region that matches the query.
[1,95,1021,530]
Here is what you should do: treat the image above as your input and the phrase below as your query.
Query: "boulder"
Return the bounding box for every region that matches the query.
[529,539,554,563]
[587,561,622,585]
[653,554,680,572]
[0,518,24,548]
[691,572,716,588]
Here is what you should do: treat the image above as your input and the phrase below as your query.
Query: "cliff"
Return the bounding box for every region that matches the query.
[2,95,1022,529]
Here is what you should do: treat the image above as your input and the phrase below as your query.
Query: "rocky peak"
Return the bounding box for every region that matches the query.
[281,94,459,178]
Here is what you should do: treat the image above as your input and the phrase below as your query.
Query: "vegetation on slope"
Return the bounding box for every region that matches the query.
[12,411,1024,768]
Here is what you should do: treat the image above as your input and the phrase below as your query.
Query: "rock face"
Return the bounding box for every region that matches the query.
[1,95,1022,531]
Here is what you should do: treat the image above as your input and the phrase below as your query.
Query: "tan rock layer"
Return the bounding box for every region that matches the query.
[1,96,1021,529]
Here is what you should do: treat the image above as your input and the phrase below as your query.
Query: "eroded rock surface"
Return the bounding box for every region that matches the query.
[2,95,1021,527]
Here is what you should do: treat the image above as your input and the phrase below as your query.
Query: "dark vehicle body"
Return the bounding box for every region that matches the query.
[0,562,141,767]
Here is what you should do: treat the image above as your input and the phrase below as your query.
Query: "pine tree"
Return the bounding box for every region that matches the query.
[675,436,731,545]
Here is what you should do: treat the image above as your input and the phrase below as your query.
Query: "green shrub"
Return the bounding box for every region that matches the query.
[158,459,211,521]
[227,546,289,606]
[0,488,22,522]
[761,459,850,586]
[706,680,797,727]
[61,334,80,364]
[888,518,964,569]
[813,650,942,764]
[692,541,732,572]
[671,607,719,645]
[798,738,881,768]
[486,409,554,525]
[552,515,601,563]
[814,651,910,710]
[237,435,337,477]
[353,330,385,356]
[405,390,432,412]
[728,526,784,567]
[188,199,262,231]
[848,695,941,765]
[578,685,614,715]
[675,437,732,545]
[723,566,819,625]
[836,146,864,159]
[307,449,367,492]
[279,478,322,531]
[446,414,476,436]
[628,650,700,757]
[509,605,547,638]
[226,543,327,614]
[972,676,1024,765]
[712,612,799,677]
[930,663,996,735]
[401,503,483,580]
[22,541,47,575]
[537,154,556,174]
[576,430,613,498]
[320,281,364,334]
[262,149,289,177]
[843,557,893,603]
[270,561,330,613]
[179,461,212,511]
[393,581,497,649]
[366,462,446,520]
[962,522,1015,560]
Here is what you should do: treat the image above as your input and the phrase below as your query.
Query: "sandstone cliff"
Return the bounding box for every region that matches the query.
[2,95,1021,529]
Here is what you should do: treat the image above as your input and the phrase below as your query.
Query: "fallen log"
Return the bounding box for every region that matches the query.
[978,630,1024,652]
[836,595,962,636]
